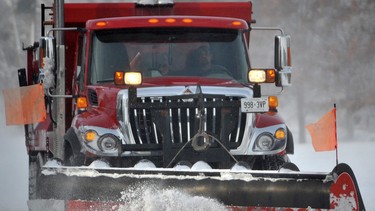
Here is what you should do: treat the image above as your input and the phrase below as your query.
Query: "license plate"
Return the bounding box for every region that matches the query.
[241,97,269,112]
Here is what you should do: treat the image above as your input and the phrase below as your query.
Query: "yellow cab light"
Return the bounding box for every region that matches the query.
[96,21,107,27]
[182,18,193,23]
[85,130,97,142]
[124,72,143,85]
[148,18,159,24]
[268,96,278,109]
[114,71,125,85]
[266,69,276,83]
[232,21,242,26]
[77,97,88,110]
[275,128,286,140]
[165,18,176,23]
[248,69,266,83]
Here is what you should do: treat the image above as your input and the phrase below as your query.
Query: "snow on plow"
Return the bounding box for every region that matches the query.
[30,162,364,210]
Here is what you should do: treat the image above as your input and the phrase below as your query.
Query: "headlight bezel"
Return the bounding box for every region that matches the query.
[78,126,122,156]
[250,125,288,154]
[98,134,119,152]
[254,132,275,151]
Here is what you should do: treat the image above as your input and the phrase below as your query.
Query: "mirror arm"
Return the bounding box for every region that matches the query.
[250,26,284,36]
[45,88,77,99]
[253,84,261,98]
[47,27,86,37]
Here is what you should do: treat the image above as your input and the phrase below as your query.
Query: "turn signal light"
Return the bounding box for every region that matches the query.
[268,96,278,109]
[275,128,286,140]
[77,97,88,109]
[85,130,97,142]
[114,71,125,85]
[266,69,276,83]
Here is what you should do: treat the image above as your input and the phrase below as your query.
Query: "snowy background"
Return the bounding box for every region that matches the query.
[0,0,374,210]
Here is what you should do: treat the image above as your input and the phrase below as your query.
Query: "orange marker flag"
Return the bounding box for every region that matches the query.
[305,108,337,152]
[2,84,47,125]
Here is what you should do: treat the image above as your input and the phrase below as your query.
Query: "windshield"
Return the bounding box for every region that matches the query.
[90,28,249,84]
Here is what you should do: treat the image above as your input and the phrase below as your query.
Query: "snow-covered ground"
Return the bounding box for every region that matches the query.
[292,140,375,210]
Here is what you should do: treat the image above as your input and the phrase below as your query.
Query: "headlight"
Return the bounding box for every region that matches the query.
[255,133,275,151]
[98,134,118,152]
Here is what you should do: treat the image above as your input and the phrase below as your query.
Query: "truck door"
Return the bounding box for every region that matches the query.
[73,35,86,114]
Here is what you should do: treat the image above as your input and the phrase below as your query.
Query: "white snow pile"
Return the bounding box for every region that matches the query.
[40,57,55,89]
[118,184,227,211]
[191,161,212,170]
[88,160,111,168]
[43,159,62,168]
[133,159,157,169]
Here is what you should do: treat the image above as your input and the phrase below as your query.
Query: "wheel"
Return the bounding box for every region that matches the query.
[252,154,289,170]
[280,162,300,172]
[64,142,84,166]
[29,153,44,199]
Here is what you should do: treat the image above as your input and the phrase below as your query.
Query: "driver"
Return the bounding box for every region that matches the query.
[185,46,228,76]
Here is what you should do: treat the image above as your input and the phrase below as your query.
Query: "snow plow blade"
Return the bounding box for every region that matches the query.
[36,163,364,210]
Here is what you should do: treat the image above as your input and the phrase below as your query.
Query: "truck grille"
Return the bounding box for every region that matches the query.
[128,96,246,149]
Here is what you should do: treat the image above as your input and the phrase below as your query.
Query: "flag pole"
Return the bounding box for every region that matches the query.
[334,103,339,166]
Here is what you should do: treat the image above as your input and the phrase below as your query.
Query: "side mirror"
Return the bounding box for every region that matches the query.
[275,35,291,69]
[275,35,292,87]
[38,36,56,88]
[38,36,56,71]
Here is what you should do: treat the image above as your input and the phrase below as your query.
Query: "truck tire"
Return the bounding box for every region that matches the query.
[29,153,44,200]
[64,128,85,166]
[285,127,294,154]
[64,142,84,166]
[253,154,289,170]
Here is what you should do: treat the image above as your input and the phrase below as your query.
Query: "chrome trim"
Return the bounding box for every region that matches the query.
[76,126,124,156]
[116,86,289,156]
[231,123,287,155]
[117,86,255,155]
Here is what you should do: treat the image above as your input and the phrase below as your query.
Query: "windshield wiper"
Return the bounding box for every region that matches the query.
[96,79,114,83]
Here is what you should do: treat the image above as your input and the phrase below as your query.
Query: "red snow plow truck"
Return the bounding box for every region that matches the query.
[10,0,364,210]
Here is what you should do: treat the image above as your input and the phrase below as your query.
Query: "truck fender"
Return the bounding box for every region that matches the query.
[64,128,82,156]
[285,127,294,154]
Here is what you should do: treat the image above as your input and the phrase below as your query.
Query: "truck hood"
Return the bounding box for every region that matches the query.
[87,77,247,109]
[140,77,245,87]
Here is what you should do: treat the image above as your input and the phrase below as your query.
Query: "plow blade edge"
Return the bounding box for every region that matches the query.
[37,163,364,210]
